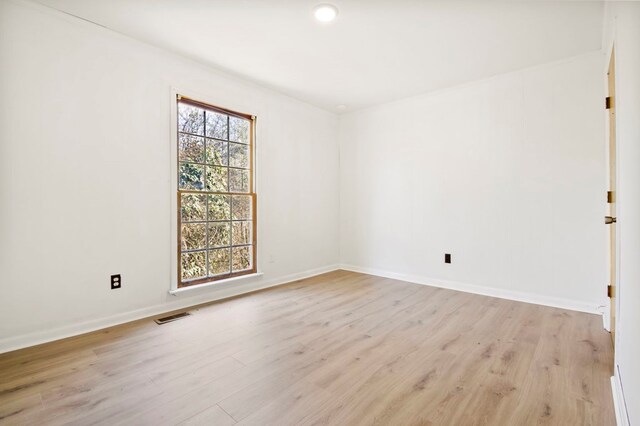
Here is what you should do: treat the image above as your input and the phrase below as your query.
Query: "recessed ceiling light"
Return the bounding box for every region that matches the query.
[314,4,339,22]
[336,104,347,111]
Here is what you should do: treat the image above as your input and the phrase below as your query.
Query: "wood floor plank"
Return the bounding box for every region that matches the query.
[0,271,614,425]
[178,404,236,426]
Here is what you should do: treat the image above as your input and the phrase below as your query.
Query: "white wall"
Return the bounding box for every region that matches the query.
[339,52,607,312]
[0,0,340,352]
[603,3,640,424]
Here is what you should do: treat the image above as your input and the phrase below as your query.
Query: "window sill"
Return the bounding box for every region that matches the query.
[168,272,264,296]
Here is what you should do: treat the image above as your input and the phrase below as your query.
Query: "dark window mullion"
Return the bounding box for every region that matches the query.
[179,189,249,195]
[178,130,207,139]
[182,219,251,224]
[181,248,207,254]
[180,160,248,170]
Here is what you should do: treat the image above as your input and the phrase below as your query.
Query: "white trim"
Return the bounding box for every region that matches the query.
[0,264,339,354]
[611,368,630,426]
[169,272,264,295]
[170,89,179,290]
[340,264,601,314]
[602,304,610,331]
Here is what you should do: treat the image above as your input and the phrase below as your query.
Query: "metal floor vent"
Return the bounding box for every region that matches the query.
[154,312,191,325]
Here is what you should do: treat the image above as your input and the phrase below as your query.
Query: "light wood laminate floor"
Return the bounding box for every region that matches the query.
[0,270,614,425]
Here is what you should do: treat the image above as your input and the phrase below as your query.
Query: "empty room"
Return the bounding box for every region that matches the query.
[1,0,639,424]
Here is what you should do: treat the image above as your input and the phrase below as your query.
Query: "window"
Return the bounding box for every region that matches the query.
[176,95,256,288]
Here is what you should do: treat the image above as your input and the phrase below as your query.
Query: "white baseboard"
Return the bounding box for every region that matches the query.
[611,367,630,426]
[602,302,611,332]
[339,264,601,314]
[0,264,340,354]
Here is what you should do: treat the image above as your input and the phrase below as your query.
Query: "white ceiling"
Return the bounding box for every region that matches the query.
[35,0,604,112]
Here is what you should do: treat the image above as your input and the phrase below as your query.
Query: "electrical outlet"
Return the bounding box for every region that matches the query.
[444,254,451,264]
[111,274,121,289]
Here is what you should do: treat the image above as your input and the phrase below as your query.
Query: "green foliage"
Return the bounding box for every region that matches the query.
[179,163,204,190]
[206,166,228,192]
[207,139,228,166]
[209,194,231,221]
[181,194,206,222]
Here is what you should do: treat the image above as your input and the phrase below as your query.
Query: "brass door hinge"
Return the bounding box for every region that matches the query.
[607,191,615,203]
[606,97,612,109]
[607,284,613,298]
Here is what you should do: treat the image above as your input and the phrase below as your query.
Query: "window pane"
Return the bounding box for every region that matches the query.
[206,139,228,166]
[208,194,231,221]
[206,111,228,140]
[206,166,228,192]
[232,246,251,272]
[232,221,252,246]
[178,104,204,135]
[229,168,249,193]
[209,248,230,276]
[182,251,206,280]
[231,195,252,220]
[181,223,206,250]
[179,163,204,190]
[229,142,249,168]
[179,134,204,163]
[181,193,206,222]
[229,116,250,144]
[208,222,230,248]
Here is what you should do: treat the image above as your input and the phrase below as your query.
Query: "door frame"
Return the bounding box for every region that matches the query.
[606,47,617,345]
[604,43,620,358]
